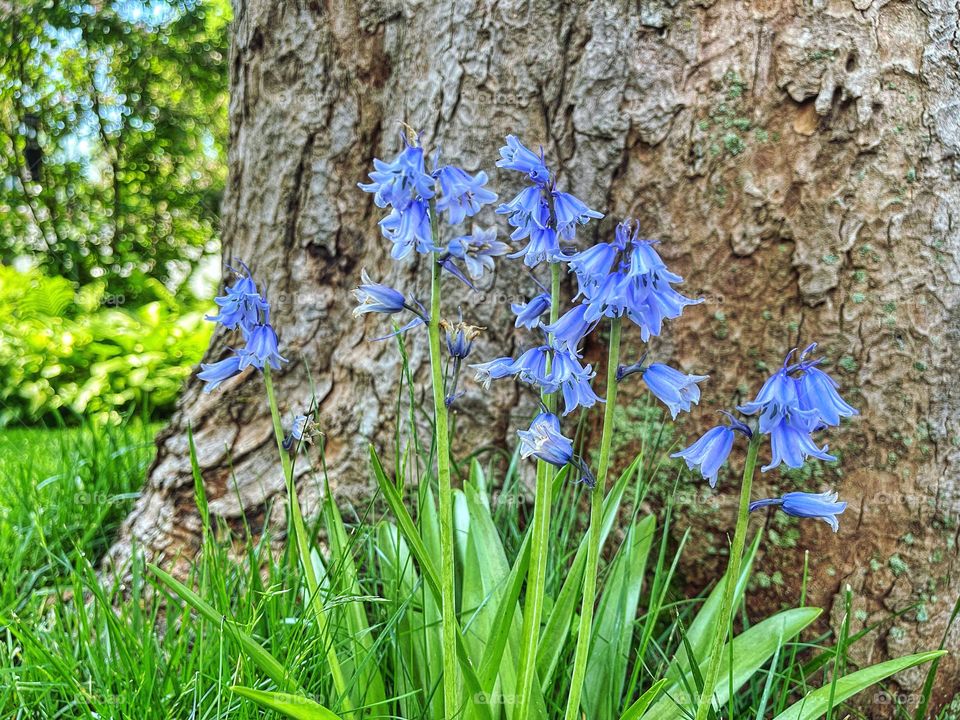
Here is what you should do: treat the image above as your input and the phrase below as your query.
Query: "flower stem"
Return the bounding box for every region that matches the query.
[693,432,761,720]
[427,252,459,716]
[563,316,622,720]
[516,261,563,719]
[262,366,353,716]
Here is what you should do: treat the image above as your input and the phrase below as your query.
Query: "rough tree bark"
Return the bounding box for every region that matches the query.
[105,0,960,711]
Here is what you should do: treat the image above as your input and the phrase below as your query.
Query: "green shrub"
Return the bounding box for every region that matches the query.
[0,264,212,425]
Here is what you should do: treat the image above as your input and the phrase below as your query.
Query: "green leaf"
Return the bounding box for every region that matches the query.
[460,483,521,707]
[648,607,821,719]
[621,679,669,720]
[771,651,947,720]
[368,445,492,720]
[230,686,341,720]
[320,467,386,707]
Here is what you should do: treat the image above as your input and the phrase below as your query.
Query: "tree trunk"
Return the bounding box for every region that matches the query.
[106,0,960,710]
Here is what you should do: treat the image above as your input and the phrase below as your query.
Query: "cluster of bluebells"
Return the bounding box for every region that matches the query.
[672,343,856,531]
[358,131,504,278]
[356,132,509,405]
[199,263,287,392]
[354,132,507,324]
[471,136,709,486]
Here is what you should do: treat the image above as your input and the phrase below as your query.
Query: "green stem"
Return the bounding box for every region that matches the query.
[262,366,353,716]
[693,432,761,720]
[562,316,622,720]
[426,252,459,717]
[516,262,563,719]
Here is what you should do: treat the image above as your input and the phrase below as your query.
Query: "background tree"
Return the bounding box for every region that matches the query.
[105,0,960,711]
[0,0,229,300]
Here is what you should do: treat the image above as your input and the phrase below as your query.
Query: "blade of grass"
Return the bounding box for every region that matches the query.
[230,686,341,720]
[771,651,946,720]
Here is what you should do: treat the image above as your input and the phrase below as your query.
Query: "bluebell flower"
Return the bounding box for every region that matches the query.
[580,270,628,323]
[551,190,603,240]
[442,319,482,360]
[763,413,835,472]
[198,354,244,393]
[471,356,519,389]
[358,140,435,211]
[797,365,858,427]
[738,365,802,434]
[434,165,498,225]
[518,412,573,467]
[620,273,702,342]
[542,304,595,355]
[571,220,701,339]
[446,227,510,279]
[511,292,552,329]
[551,348,602,415]
[509,226,561,267]
[671,425,736,488]
[641,363,708,419]
[238,323,287,370]
[750,490,847,532]
[737,347,856,472]
[379,199,437,259]
[516,412,596,486]
[511,345,558,392]
[496,135,550,186]
[497,185,550,241]
[625,238,680,281]
[206,265,269,332]
[353,270,407,316]
[567,242,619,298]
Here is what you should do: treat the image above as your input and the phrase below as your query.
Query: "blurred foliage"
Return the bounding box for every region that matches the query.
[0,0,230,301]
[0,263,212,426]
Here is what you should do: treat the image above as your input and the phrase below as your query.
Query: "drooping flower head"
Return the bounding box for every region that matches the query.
[551,348,603,416]
[496,134,550,185]
[750,490,847,532]
[470,340,602,417]
[358,137,434,211]
[206,262,269,333]
[551,190,603,241]
[541,303,595,355]
[512,292,552,330]
[672,425,736,488]
[672,344,857,533]
[353,269,408,316]
[445,227,511,280]
[738,346,855,472]
[518,411,572,467]
[567,219,701,341]
[641,363,708,420]
[200,262,288,392]
[494,135,602,265]
[360,131,498,261]
[517,411,595,486]
[198,354,244,393]
[239,323,287,370]
[435,164,498,225]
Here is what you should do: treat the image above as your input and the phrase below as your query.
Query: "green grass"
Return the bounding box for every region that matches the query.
[0,422,155,611]
[0,419,953,719]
